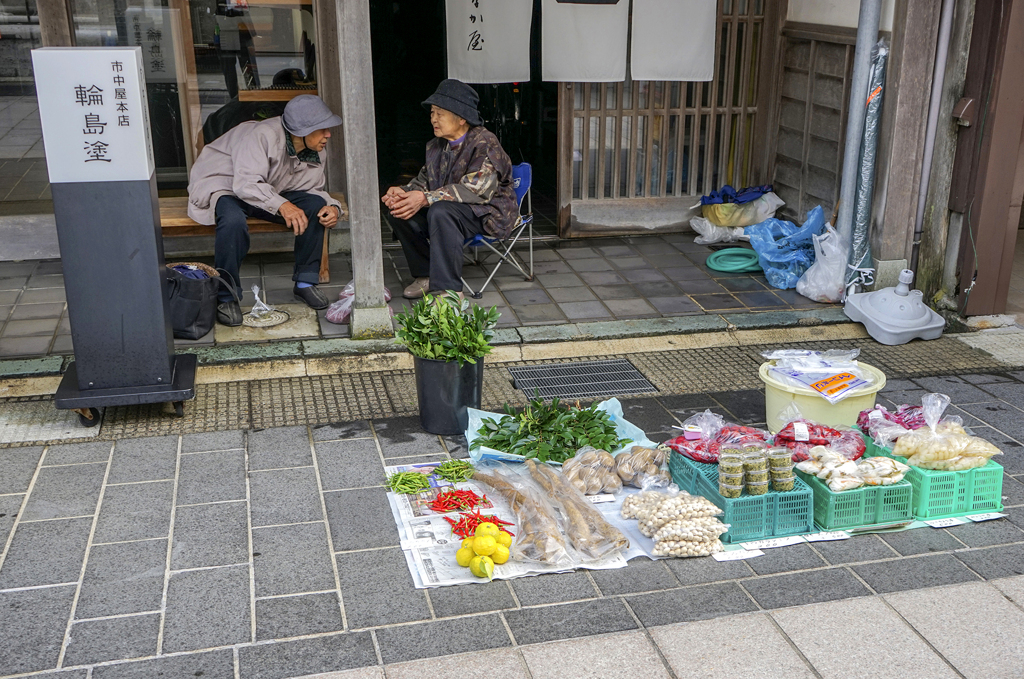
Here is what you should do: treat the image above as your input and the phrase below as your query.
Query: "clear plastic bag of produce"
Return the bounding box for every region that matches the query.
[744,205,826,289]
[561,446,623,495]
[620,489,726,558]
[774,405,866,462]
[612,446,672,489]
[796,445,909,491]
[690,217,747,245]
[524,459,629,561]
[663,409,769,464]
[891,393,1000,470]
[470,463,575,567]
[857,403,927,447]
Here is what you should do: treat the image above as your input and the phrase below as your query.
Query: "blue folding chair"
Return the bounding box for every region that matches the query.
[461,162,535,299]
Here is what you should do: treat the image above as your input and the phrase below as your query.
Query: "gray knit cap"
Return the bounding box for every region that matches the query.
[282,95,343,137]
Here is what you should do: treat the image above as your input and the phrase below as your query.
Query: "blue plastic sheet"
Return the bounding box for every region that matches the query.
[744,205,826,289]
[700,184,774,205]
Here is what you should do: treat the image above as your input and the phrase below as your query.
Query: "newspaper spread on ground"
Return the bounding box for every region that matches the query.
[387,461,642,588]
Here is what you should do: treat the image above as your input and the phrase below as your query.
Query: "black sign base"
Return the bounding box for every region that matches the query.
[55,353,196,410]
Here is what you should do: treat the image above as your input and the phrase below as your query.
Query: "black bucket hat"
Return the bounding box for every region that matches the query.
[421,79,483,127]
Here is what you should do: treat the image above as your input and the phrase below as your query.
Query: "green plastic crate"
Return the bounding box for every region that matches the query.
[795,470,913,530]
[866,441,1004,519]
[669,453,814,544]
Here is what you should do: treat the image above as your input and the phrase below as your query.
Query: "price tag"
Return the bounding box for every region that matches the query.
[925,517,967,528]
[741,535,806,550]
[966,513,1005,522]
[713,549,764,561]
[793,422,810,442]
[804,531,851,542]
[587,494,616,504]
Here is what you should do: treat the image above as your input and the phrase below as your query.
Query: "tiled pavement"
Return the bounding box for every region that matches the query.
[3,374,1024,677]
[0,232,834,358]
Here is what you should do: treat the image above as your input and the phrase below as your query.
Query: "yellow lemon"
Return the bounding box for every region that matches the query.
[495,531,512,548]
[455,547,474,568]
[490,544,510,565]
[475,522,500,537]
[469,555,495,579]
[461,537,475,552]
[472,534,497,556]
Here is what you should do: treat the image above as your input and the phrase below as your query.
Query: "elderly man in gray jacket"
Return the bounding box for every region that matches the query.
[187,95,345,326]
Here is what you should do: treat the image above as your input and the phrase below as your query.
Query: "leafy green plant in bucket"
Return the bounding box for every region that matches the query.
[395,292,500,366]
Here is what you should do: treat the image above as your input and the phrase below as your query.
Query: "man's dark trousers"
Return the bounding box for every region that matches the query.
[387,201,485,293]
[214,190,325,303]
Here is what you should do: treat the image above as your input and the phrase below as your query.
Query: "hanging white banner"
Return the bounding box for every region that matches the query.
[446,0,533,84]
[631,0,717,81]
[541,0,629,82]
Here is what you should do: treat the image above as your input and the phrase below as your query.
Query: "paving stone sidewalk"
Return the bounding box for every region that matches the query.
[3,373,1024,678]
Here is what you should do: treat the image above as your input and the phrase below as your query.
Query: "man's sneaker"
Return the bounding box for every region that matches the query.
[293,284,330,310]
[217,301,243,327]
[403,277,430,299]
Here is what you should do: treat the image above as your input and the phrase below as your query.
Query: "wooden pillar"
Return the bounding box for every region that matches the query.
[37,0,75,46]
[315,0,347,195]
[336,0,392,339]
[915,0,976,302]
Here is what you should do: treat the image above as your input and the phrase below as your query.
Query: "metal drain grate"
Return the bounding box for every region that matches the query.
[507,359,657,399]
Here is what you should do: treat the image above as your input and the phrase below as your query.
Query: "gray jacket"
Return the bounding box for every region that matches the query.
[187,116,344,225]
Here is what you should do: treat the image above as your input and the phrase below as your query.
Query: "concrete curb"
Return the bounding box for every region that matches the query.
[0,316,874,397]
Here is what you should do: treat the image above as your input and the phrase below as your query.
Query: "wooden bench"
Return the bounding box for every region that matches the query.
[158,193,348,284]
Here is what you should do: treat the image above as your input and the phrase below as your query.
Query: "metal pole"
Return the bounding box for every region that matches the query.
[909,0,956,273]
[835,0,883,243]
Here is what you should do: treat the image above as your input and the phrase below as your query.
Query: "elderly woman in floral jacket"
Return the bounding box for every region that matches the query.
[382,79,519,299]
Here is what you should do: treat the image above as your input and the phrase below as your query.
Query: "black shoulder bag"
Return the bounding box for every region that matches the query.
[164,263,241,340]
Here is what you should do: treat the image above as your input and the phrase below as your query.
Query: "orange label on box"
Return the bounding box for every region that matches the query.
[809,372,859,397]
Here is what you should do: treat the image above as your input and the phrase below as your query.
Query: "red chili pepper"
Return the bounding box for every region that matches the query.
[444,509,515,539]
[429,488,485,514]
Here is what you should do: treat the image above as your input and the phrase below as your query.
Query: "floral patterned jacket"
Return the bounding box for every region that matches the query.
[403,126,519,240]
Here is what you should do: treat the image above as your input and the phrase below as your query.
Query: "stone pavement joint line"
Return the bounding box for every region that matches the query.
[2,373,1024,677]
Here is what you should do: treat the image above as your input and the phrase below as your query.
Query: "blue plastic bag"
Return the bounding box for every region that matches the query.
[744,205,826,289]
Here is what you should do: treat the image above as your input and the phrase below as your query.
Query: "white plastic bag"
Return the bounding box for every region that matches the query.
[690,217,747,245]
[325,280,393,325]
[796,223,848,303]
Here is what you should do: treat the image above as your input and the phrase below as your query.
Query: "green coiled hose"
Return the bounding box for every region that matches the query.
[706,248,762,274]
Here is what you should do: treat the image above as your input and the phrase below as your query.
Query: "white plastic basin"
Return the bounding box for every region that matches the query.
[759,361,887,434]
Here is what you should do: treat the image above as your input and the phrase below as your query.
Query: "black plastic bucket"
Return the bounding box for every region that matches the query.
[414,356,484,435]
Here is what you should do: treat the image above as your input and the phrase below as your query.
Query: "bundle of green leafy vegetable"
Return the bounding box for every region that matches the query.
[470,396,631,463]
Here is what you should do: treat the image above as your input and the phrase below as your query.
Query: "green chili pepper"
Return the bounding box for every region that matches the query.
[386,471,431,494]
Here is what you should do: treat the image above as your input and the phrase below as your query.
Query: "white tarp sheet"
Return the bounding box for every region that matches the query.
[446,0,533,84]
[631,0,717,81]
[541,0,629,82]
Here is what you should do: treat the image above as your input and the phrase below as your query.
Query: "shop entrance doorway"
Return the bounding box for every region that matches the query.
[367,0,560,236]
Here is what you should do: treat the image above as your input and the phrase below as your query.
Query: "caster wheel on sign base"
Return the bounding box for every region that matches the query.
[77,408,101,428]
[173,401,184,418]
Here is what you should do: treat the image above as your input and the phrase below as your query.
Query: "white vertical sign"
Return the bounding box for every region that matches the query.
[445,0,533,84]
[32,47,155,183]
[541,0,629,82]
[631,0,716,81]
